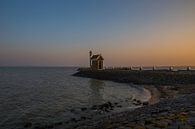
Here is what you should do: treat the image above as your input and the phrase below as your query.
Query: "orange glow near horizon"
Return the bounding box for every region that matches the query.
[1,1,195,66]
[101,13,195,66]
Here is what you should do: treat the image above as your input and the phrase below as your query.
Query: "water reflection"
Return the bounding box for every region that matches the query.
[88,79,105,105]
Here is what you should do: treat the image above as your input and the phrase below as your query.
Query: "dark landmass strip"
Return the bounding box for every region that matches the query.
[71,70,195,129]
[73,69,195,85]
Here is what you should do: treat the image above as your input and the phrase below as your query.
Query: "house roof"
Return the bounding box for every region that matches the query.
[91,54,104,60]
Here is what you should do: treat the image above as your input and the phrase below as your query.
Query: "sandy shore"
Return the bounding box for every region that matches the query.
[143,85,160,104]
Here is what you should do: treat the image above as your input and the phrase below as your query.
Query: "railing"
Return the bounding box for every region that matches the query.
[78,66,195,71]
[104,66,195,71]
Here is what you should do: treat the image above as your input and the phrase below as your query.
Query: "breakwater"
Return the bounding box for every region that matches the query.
[73,69,195,85]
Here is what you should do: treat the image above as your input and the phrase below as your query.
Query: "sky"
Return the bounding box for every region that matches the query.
[0,0,195,66]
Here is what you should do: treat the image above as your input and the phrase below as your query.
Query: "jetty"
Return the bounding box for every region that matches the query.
[71,51,195,129]
[75,51,195,85]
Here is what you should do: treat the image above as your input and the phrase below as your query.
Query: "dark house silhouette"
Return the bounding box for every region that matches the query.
[89,51,104,70]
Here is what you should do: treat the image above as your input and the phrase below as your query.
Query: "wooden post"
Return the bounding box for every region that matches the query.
[89,51,92,67]
[153,66,156,71]
[169,66,173,71]
[130,66,132,70]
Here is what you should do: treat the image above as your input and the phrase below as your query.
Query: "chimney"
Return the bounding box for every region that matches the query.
[89,50,92,67]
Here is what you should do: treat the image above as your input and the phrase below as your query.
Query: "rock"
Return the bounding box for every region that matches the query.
[81,116,86,120]
[70,108,75,112]
[114,102,118,105]
[54,122,63,126]
[133,100,142,105]
[81,107,87,111]
[71,118,78,122]
[154,121,169,128]
[117,105,122,108]
[144,119,153,125]
[34,126,45,129]
[91,105,97,110]
[189,117,195,126]
[46,124,54,128]
[97,101,114,111]
[143,102,149,106]
[34,124,47,129]
[189,111,195,116]
[134,125,146,129]
[24,122,32,128]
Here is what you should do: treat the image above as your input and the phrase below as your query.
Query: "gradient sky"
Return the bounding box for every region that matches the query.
[0,0,195,66]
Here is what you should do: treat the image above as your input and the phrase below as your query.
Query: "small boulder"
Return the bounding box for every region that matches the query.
[24,122,32,128]
[81,107,87,111]
[143,102,149,106]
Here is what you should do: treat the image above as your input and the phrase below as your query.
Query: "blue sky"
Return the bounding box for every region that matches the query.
[0,0,195,66]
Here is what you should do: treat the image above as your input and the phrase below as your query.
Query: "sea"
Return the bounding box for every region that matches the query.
[0,67,151,129]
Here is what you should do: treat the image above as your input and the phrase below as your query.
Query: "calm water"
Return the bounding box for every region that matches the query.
[0,67,151,129]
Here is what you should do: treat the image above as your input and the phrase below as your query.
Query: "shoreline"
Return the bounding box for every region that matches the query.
[71,70,195,129]
[143,85,160,105]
